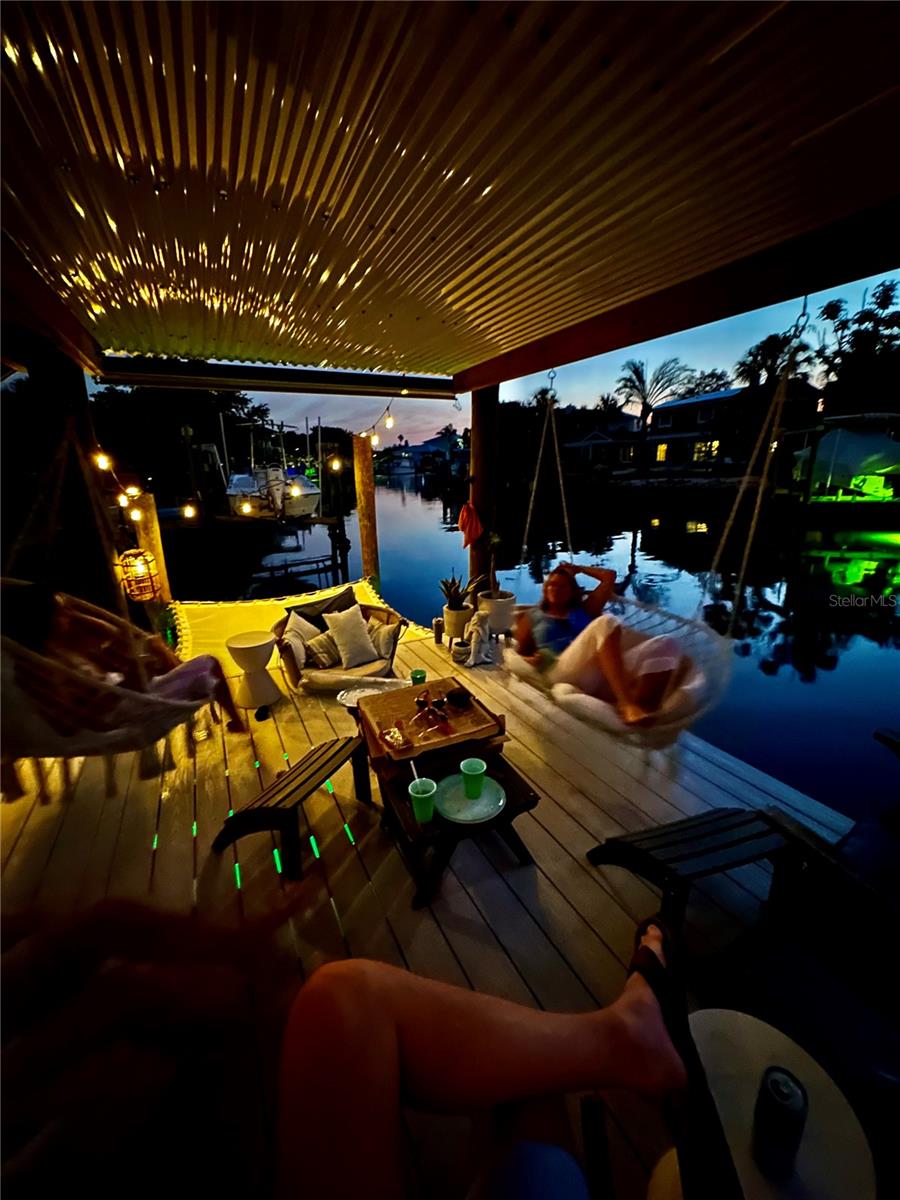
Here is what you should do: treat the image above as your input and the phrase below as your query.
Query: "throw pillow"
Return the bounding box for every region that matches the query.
[324,605,378,668]
[282,628,307,672]
[366,617,401,661]
[285,609,320,642]
[284,586,356,633]
[304,631,341,669]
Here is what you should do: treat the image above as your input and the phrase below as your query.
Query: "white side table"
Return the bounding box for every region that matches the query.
[225,631,282,708]
[689,1008,876,1200]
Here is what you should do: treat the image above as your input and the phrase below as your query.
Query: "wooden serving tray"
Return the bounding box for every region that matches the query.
[357,676,504,761]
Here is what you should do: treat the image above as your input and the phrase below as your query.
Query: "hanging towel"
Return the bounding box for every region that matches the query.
[458,502,484,548]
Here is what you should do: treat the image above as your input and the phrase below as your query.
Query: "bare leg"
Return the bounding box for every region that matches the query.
[596,626,685,725]
[210,661,246,732]
[278,928,684,1200]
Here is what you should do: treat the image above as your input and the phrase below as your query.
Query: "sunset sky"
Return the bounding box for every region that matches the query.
[258,270,896,445]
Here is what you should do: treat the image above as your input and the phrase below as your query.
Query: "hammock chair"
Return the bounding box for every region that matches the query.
[502,345,804,749]
[1,423,210,797]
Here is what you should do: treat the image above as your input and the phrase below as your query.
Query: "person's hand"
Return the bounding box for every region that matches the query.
[555,561,578,577]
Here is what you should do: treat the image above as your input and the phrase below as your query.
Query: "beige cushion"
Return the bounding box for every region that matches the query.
[324,605,378,668]
[305,631,341,668]
[285,609,320,642]
[282,628,307,671]
[367,617,401,661]
[300,659,392,691]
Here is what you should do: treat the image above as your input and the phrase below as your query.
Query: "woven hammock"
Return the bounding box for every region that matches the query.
[1,592,205,761]
[505,594,732,750]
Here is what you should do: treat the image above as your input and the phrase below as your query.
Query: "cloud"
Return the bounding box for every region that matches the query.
[258,392,470,445]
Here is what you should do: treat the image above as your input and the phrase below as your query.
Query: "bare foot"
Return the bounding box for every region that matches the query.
[602,925,688,1094]
[618,700,651,726]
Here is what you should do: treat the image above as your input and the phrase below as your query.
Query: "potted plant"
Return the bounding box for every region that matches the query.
[440,572,486,641]
[477,534,518,634]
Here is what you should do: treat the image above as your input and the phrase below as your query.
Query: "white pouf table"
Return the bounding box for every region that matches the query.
[225,631,283,709]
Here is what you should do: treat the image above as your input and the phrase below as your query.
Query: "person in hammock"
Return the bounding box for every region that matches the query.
[4,584,246,734]
[513,563,690,726]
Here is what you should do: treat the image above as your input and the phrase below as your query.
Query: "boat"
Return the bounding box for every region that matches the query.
[226,464,320,520]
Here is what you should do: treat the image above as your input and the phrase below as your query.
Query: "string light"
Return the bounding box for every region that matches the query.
[183,503,197,518]
[330,457,342,471]
[385,409,395,430]
[241,501,252,514]
[94,452,112,471]
[370,433,380,447]
[129,507,142,522]
[289,484,301,497]
[125,485,140,497]
[117,493,129,507]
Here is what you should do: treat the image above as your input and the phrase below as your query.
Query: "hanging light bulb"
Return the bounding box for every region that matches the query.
[117,493,129,508]
[129,507,142,523]
[370,433,380,447]
[330,457,341,472]
[125,485,140,497]
[385,411,395,430]
[183,503,197,519]
[94,452,112,471]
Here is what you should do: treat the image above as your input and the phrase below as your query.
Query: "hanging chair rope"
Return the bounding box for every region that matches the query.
[520,370,573,562]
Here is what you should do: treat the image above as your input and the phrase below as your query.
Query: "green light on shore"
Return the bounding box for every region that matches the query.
[152,833,158,851]
[234,863,241,889]
[273,848,282,873]
[310,835,320,859]
[325,779,334,794]
[343,822,355,845]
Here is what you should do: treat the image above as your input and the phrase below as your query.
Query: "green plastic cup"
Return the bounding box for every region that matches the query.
[409,777,436,823]
[410,668,427,685]
[460,758,487,800]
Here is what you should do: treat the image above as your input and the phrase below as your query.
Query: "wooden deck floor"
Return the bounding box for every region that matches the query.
[1,627,852,1197]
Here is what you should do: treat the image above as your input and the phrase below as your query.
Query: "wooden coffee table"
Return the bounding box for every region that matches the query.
[355,678,539,907]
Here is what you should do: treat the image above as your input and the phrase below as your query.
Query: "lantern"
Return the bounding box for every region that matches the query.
[117,548,161,601]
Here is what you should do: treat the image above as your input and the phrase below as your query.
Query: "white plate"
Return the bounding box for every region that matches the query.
[337,679,410,708]
[434,774,506,824]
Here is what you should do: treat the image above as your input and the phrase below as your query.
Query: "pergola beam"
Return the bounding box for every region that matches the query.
[97,355,456,400]
[452,201,900,394]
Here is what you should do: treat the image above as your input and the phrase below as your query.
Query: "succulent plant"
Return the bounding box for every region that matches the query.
[440,572,488,610]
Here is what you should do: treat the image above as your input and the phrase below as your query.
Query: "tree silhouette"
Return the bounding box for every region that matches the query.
[734,333,811,389]
[816,279,900,416]
[674,367,732,399]
[614,358,690,432]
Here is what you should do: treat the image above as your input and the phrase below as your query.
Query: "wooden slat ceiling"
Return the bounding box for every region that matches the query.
[2,1,899,380]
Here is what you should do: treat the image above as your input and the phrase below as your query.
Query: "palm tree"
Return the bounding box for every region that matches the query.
[614,358,689,432]
[734,333,811,389]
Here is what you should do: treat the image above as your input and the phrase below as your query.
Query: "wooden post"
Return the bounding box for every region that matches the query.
[352,435,380,587]
[468,384,499,581]
[132,492,173,603]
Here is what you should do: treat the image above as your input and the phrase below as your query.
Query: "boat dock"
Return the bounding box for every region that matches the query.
[1,606,852,1197]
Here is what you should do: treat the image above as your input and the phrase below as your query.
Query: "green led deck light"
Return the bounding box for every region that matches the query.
[234,863,242,890]
[152,833,158,851]
[254,759,260,769]
[343,822,355,845]
[310,835,321,859]
[273,848,282,874]
[228,808,234,817]
[325,778,334,794]
[192,820,197,837]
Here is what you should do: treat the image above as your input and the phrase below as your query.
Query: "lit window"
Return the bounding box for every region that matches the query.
[693,439,720,462]
[686,521,709,534]
[656,443,668,463]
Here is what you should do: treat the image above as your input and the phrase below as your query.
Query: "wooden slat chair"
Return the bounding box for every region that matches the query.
[212,736,369,878]
[586,808,789,925]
